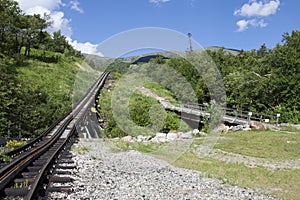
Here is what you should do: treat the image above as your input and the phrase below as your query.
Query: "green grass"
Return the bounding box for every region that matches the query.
[279,126,300,133]
[174,152,300,200]
[71,145,90,154]
[112,140,163,153]
[14,50,97,136]
[215,130,300,159]
[115,130,300,200]
[144,82,180,106]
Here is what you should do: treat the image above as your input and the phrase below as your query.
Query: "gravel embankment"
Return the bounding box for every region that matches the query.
[49,139,275,200]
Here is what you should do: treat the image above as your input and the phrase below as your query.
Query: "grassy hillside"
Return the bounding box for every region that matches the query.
[0,49,96,138]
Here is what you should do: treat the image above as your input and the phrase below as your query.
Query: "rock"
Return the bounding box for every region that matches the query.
[192,129,200,135]
[232,125,244,131]
[144,135,152,141]
[169,130,178,134]
[157,137,167,143]
[244,124,250,129]
[50,139,276,200]
[156,133,167,138]
[198,132,207,136]
[137,135,148,142]
[122,136,133,142]
[166,132,178,141]
[224,125,229,133]
[243,128,252,131]
[213,124,229,133]
[180,132,193,139]
[150,137,159,143]
[250,121,266,130]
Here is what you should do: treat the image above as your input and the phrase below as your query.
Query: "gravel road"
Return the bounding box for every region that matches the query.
[49,139,275,200]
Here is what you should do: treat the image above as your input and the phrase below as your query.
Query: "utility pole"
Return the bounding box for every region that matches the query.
[187,32,193,52]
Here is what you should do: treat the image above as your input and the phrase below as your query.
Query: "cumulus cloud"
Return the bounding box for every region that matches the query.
[16,0,101,55]
[25,6,51,16]
[16,0,72,37]
[149,0,171,5]
[68,38,103,56]
[70,0,84,13]
[236,19,267,32]
[235,0,280,17]
[48,12,73,37]
[17,0,63,12]
[234,0,280,17]
[234,0,280,32]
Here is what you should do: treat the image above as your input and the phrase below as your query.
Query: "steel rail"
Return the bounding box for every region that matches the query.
[0,71,109,199]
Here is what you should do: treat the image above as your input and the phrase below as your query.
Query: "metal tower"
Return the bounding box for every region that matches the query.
[188,32,193,52]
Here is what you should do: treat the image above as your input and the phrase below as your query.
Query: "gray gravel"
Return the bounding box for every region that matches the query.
[49,139,275,200]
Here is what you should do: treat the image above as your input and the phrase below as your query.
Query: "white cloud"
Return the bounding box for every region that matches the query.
[149,0,171,4]
[236,19,267,32]
[16,0,100,55]
[16,0,63,11]
[234,0,280,17]
[234,0,279,32]
[68,38,103,56]
[16,0,72,37]
[48,12,73,37]
[236,20,249,32]
[25,6,51,16]
[70,1,84,13]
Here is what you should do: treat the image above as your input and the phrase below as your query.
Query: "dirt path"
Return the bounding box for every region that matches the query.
[137,86,175,109]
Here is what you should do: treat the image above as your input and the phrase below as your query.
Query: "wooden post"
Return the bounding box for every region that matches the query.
[7,120,11,138]
[276,113,280,126]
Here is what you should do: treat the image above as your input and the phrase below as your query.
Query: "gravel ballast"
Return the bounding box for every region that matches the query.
[49,139,275,200]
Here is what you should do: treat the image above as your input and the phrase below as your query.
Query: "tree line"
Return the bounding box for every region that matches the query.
[207,31,300,123]
[106,30,300,124]
[0,0,81,59]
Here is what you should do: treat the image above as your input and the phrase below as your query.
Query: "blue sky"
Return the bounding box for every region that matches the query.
[16,0,300,56]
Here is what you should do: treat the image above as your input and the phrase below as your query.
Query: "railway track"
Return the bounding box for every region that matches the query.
[0,71,110,199]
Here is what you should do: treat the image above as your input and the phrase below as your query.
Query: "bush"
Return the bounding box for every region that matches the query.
[5,140,27,150]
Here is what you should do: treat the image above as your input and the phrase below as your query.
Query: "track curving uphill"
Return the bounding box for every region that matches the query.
[0,71,110,199]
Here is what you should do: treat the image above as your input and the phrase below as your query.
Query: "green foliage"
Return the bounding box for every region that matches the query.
[207,30,300,123]
[113,139,164,153]
[71,145,90,155]
[150,54,166,64]
[13,179,28,188]
[0,154,12,162]
[129,93,159,127]
[106,61,130,75]
[5,139,26,150]
[0,0,84,138]
[97,82,189,138]
[144,82,179,106]
[0,53,81,138]
[0,0,81,59]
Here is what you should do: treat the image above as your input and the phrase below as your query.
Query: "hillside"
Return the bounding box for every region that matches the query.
[0,48,96,138]
[91,30,300,125]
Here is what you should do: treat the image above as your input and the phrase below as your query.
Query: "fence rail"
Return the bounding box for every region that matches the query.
[181,103,279,125]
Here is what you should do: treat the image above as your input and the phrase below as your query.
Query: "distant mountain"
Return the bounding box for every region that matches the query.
[83,46,241,68]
